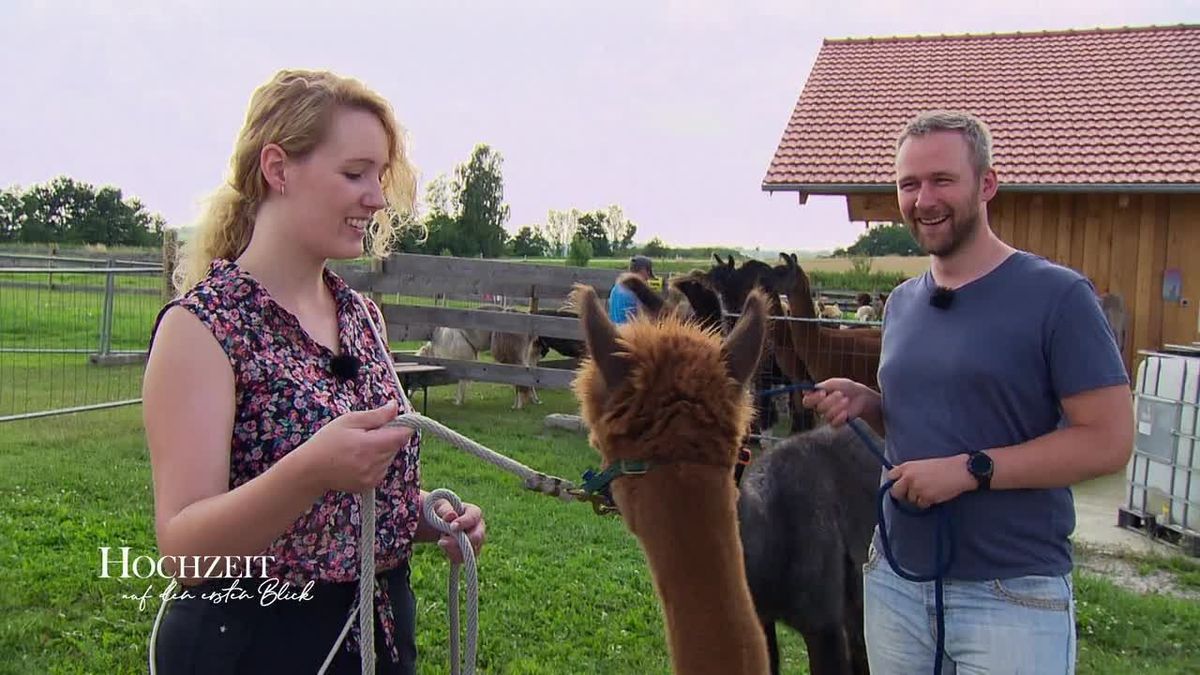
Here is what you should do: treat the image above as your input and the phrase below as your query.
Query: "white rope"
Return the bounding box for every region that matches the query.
[146,579,171,674]
[421,488,478,675]
[349,290,576,674]
[359,489,376,674]
[343,292,477,675]
[315,489,376,675]
[384,413,581,498]
[320,413,489,675]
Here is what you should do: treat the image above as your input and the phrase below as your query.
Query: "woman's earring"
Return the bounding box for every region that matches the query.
[280,184,287,197]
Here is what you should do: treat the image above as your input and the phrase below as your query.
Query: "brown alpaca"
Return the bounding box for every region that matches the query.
[490,328,543,409]
[572,283,771,675]
[625,264,815,434]
[703,256,815,433]
[776,254,881,390]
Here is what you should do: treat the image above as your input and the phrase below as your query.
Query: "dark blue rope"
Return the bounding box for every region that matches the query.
[778,382,953,675]
[847,417,953,675]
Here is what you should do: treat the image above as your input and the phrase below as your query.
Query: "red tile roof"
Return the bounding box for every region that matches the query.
[763,25,1200,192]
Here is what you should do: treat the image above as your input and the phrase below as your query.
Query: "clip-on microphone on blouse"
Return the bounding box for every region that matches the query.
[330,353,361,381]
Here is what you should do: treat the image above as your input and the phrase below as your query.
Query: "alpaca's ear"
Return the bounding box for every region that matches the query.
[722,289,767,386]
[772,258,798,292]
[574,284,630,388]
[619,273,664,319]
[713,253,724,266]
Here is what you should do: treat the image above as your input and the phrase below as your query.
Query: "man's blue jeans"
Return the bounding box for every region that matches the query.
[863,541,1076,674]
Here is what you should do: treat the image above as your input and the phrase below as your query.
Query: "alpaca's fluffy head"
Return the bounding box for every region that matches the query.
[820,303,843,320]
[571,284,767,469]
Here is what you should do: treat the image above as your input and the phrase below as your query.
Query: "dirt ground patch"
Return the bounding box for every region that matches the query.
[1075,545,1200,601]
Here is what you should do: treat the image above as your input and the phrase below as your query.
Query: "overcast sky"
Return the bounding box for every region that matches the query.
[2,0,1196,251]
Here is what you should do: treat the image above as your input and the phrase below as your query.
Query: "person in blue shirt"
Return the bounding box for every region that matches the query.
[802,110,1133,674]
[608,255,657,324]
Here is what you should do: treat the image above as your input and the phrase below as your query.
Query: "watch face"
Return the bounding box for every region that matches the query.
[970,453,992,475]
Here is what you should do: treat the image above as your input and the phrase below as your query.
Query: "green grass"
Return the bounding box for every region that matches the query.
[1075,574,1200,673]
[1,383,1198,673]
[806,269,907,293]
[0,384,812,674]
[0,284,161,351]
[0,355,143,419]
[0,243,160,258]
[0,272,161,289]
[0,280,157,418]
[532,257,714,275]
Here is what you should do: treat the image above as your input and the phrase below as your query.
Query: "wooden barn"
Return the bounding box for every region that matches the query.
[762,24,1200,374]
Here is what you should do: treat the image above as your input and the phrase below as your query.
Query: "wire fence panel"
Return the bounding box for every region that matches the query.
[738,309,884,446]
[0,266,164,422]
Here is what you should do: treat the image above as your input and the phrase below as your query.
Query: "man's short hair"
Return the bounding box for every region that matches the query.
[896,110,993,177]
[629,255,656,279]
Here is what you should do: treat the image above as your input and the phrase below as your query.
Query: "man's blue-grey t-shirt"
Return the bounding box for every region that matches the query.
[877,251,1129,580]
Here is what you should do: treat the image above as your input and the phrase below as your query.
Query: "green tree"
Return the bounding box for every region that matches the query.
[2,176,164,245]
[0,188,23,242]
[413,174,456,254]
[834,223,921,257]
[566,234,593,267]
[617,221,637,254]
[389,210,427,253]
[422,213,468,256]
[642,237,668,258]
[508,226,549,257]
[536,208,579,257]
[602,204,637,255]
[422,173,456,218]
[452,143,510,258]
[576,212,611,258]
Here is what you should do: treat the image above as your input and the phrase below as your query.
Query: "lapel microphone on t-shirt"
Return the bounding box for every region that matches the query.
[929,286,956,310]
[330,353,361,381]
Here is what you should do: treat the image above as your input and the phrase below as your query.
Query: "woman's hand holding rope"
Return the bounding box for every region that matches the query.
[418,493,487,564]
[300,400,415,494]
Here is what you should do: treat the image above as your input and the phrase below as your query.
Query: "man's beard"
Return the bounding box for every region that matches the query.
[907,199,982,258]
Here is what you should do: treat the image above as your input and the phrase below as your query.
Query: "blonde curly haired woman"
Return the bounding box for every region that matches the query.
[143,69,485,673]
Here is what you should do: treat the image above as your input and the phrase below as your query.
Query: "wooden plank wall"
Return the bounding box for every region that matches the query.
[379,305,583,342]
[847,191,1199,376]
[333,253,623,390]
[988,192,1198,376]
[335,252,619,304]
[1163,195,1200,350]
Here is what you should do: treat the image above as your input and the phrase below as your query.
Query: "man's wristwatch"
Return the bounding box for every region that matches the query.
[967,451,993,491]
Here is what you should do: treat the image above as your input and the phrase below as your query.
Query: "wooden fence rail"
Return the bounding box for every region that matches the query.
[334,253,615,398]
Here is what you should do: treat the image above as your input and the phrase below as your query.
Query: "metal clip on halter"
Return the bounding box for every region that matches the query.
[572,460,651,516]
[567,487,621,515]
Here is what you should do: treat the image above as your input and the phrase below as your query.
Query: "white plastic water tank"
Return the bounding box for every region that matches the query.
[1126,349,1200,534]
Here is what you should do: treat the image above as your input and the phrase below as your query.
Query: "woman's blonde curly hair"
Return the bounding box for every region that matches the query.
[174,69,418,293]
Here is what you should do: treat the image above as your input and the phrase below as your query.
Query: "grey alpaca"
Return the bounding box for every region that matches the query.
[738,423,879,675]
